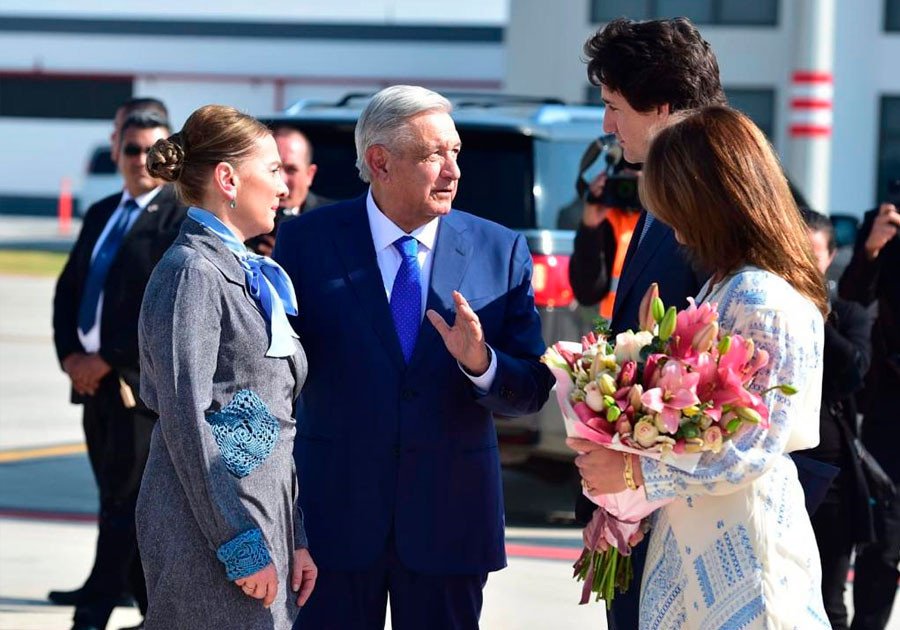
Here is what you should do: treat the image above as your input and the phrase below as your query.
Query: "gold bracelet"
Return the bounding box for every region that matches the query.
[623,453,638,491]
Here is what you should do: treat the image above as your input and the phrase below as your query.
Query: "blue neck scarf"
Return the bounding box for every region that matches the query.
[188,208,298,358]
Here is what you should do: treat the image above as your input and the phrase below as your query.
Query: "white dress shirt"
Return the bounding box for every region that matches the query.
[365,189,497,390]
[78,186,161,353]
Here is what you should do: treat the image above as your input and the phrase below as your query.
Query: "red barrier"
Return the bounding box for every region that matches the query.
[58,177,72,235]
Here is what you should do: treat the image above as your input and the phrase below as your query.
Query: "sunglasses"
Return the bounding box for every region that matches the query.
[122,144,152,157]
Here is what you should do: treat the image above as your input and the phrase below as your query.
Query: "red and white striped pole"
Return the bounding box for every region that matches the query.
[786,0,835,214]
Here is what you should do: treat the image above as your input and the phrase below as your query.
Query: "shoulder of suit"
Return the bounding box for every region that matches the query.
[447,208,519,242]
[289,196,362,230]
[832,295,870,323]
[147,184,187,212]
[82,191,123,221]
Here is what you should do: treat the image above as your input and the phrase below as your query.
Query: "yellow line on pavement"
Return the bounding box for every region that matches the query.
[0,443,86,463]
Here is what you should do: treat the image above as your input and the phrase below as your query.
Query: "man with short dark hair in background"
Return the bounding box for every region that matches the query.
[109,98,169,164]
[51,107,187,630]
[246,126,331,255]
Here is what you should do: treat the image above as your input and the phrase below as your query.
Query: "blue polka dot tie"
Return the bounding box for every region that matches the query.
[390,235,422,363]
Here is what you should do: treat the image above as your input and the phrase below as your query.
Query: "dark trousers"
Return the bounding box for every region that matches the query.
[74,374,155,629]
[295,537,488,630]
[851,496,900,630]
[811,481,855,630]
[606,536,647,630]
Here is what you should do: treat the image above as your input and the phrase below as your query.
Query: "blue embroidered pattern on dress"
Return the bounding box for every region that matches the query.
[206,389,279,478]
[639,268,828,627]
[216,528,271,580]
[696,525,765,628]
[641,526,687,629]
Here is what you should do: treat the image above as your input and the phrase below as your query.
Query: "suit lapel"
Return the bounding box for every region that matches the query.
[409,214,471,368]
[333,200,406,369]
[122,186,171,241]
[613,213,668,317]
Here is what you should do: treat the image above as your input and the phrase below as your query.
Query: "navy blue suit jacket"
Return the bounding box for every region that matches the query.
[273,195,553,575]
[611,212,707,335]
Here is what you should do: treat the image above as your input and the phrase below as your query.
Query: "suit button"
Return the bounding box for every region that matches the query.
[401,388,416,401]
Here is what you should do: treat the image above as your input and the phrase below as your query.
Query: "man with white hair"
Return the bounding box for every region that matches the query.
[274,85,553,629]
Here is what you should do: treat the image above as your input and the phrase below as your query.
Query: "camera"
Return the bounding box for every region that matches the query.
[576,134,644,213]
[587,172,643,212]
[888,179,900,206]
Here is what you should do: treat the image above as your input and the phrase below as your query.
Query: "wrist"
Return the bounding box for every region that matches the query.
[623,453,642,490]
[864,244,881,261]
[462,345,491,377]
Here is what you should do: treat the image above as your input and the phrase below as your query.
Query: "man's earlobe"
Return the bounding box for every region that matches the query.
[367,146,389,180]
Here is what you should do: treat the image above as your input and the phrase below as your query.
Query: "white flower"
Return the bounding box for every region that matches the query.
[633,419,659,448]
[614,330,654,364]
[584,381,605,412]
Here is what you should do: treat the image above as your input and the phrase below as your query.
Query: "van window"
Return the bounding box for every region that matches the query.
[454,130,534,229]
[294,123,536,229]
[89,148,117,175]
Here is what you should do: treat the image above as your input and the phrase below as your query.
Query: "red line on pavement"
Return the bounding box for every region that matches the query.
[790,98,832,110]
[505,543,581,561]
[789,125,832,137]
[0,508,96,523]
[792,71,833,83]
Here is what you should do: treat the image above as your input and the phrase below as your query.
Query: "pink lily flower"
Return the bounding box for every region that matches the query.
[669,298,718,360]
[641,361,701,433]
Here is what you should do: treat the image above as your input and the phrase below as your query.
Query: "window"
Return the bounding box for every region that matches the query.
[877,96,900,204]
[887,0,900,31]
[584,85,603,105]
[590,0,778,26]
[0,75,132,119]
[725,88,775,140]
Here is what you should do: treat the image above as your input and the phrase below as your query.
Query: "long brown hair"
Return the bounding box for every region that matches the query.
[639,106,827,316]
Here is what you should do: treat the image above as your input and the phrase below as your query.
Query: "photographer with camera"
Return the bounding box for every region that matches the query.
[838,179,900,630]
[567,138,643,317]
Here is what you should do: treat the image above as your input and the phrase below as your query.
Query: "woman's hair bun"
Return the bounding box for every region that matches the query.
[147,134,186,182]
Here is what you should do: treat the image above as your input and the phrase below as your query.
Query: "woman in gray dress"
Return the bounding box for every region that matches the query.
[137,104,317,629]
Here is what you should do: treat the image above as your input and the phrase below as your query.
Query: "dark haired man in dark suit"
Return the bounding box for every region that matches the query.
[569,17,718,630]
[52,109,187,630]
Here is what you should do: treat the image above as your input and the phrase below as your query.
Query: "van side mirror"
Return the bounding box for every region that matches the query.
[830,214,859,249]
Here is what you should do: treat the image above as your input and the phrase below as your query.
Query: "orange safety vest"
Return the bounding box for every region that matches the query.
[599,208,641,319]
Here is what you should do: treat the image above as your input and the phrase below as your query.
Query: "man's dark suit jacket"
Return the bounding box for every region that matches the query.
[53,185,187,404]
[273,195,554,575]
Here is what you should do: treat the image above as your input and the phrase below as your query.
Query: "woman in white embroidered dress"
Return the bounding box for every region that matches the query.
[571,106,830,628]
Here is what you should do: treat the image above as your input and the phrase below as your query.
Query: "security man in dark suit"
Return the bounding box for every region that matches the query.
[245,126,331,255]
[52,109,187,630]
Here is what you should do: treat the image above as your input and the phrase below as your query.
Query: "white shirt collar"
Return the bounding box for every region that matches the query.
[365,188,439,253]
[122,186,162,210]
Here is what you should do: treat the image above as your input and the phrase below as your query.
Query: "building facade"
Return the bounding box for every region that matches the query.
[506,0,900,217]
[0,1,506,213]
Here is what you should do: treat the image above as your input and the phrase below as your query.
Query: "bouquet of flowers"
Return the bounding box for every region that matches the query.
[542,283,795,606]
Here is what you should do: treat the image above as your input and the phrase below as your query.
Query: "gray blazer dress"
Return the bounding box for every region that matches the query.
[136,218,308,629]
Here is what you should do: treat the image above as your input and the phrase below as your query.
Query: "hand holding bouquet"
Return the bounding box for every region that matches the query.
[542,283,795,606]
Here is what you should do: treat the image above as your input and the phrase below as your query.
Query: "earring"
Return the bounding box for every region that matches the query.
[229,198,236,209]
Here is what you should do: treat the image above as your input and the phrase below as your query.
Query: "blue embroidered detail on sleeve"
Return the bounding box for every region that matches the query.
[216,528,271,580]
[206,389,279,478]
